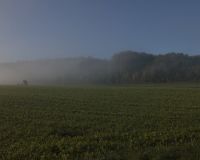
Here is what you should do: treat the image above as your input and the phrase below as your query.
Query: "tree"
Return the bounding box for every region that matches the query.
[22,80,28,86]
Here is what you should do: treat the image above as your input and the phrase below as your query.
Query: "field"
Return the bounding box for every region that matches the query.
[1,85,200,160]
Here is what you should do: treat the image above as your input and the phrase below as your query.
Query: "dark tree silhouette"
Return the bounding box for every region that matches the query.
[22,80,28,86]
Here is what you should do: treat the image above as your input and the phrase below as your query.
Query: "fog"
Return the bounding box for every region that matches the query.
[1,51,200,85]
[0,57,109,85]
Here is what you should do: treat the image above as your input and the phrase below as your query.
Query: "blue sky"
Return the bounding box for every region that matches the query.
[0,0,200,62]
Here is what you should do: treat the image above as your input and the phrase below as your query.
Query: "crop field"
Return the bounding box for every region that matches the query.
[1,85,200,160]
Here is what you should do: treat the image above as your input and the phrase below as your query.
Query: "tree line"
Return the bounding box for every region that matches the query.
[73,51,200,84]
[1,51,200,84]
[108,51,200,83]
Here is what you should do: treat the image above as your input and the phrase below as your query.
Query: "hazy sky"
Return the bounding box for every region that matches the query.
[0,0,200,62]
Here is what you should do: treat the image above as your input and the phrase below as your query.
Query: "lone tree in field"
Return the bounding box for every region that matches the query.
[22,80,29,86]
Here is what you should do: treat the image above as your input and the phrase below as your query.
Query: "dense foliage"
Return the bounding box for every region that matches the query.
[110,51,200,83]
[1,85,200,159]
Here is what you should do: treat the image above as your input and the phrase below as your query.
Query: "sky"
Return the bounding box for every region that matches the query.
[0,0,200,62]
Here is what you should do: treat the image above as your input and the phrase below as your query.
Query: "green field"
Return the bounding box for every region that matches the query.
[1,85,200,160]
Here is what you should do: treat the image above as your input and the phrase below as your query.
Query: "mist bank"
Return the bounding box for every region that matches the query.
[1,51,200,85]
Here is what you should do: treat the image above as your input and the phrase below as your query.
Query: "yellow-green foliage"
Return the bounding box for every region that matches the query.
[0,85,200,159]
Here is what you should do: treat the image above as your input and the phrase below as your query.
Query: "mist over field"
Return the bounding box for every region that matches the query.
[2,1,200,159]
[1,1,200,86]
[0,57,109,85]
[1,51,200,85]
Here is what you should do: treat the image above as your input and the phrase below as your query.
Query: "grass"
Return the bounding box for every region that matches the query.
[0,85,200,159]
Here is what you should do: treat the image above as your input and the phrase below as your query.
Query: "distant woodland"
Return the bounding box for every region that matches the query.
[1,51,200,84]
